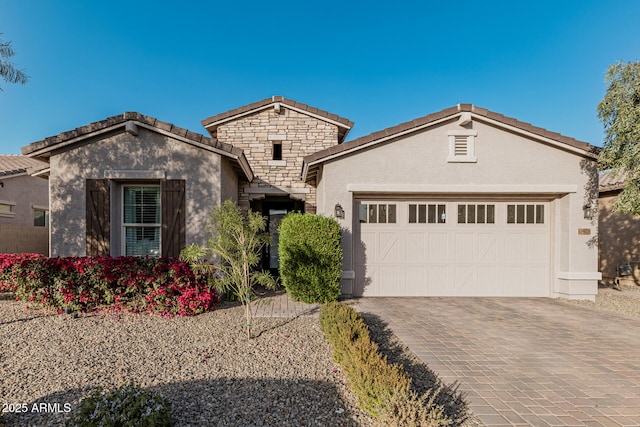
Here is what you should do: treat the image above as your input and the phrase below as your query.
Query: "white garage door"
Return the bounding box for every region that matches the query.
[355,200,550,297]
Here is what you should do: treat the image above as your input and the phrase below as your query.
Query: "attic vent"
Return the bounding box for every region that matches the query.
[454,136,468,156]
[447,130,478,163]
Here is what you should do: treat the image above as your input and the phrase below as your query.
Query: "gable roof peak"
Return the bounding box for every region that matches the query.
[302,103,600,182]
[201,96,354,142]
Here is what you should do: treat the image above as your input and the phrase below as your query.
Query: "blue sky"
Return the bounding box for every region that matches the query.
[1,1,639,154]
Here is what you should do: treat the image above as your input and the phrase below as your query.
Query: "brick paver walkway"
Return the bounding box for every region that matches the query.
[357,297,640,427]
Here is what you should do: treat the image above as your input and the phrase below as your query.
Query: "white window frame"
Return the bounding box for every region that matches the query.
[447,130,478,163]
[32,205,50,227]
[121,185,162,257]
[0,200,16,218]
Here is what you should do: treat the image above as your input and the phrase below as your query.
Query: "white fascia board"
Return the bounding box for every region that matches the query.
[31,168,50,178]
[301,162,310,181]
[0,172,27,179]
[347,184,578,194]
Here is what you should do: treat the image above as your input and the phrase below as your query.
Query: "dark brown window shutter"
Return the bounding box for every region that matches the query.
[86,179,110,256]
[161,180,186,257]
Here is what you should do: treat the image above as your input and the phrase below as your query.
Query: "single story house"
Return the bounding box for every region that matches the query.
[0,155,49,254]
[598,170,640,285]
[21,97,601,299]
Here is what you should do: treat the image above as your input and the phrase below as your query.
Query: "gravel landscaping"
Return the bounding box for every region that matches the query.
[0,294,375,427]
[5,285,636,427]
[567,285,640,318]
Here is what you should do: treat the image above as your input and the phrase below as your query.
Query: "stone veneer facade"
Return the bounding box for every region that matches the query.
[215,107,340,212]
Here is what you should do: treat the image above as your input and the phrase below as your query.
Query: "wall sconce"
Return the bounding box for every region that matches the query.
[334,203,345,219]
[0,181,3,188]
[583,204,594,220]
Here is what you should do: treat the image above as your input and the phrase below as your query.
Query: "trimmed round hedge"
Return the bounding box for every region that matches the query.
[278,213,342,303]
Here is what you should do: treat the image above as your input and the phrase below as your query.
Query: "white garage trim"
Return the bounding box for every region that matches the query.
[347,184,577,194]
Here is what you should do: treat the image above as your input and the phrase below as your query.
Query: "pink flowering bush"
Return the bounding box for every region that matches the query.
[0,254,218,316]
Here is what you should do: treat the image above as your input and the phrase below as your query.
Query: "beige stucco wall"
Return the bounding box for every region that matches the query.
[221,158,239,204]
[0,224,49,254]
[0,174,49,254]
[598,191,640,284]
[216,107,339,211]
[49,127,229,256]
[315,117,600,299]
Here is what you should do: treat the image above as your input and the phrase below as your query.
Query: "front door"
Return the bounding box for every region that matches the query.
[268,209,288,269]
[251,197,304,274]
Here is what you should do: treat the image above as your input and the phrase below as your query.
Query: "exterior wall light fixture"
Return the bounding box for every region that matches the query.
[334,203,345,219]
[583,204,594,220]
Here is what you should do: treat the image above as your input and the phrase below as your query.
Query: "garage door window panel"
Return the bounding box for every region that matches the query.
[360,203,396,224]
[409,204,446,224]
[458,204,495,224]
[507,204,545,225]
[368,204,377,223]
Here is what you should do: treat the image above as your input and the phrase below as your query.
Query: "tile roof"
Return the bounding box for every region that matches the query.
[22,112,243,158]
[0,155,49,177]
[302,104,600,181]
[599,170,626,192]
[201,96,354,142]
[20,112,253,182]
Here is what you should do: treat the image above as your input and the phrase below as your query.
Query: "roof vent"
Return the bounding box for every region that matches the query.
[457,112,472,127]
[125,121,138,136]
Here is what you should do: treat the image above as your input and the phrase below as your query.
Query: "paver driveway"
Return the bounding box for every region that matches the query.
[357,298,640,427]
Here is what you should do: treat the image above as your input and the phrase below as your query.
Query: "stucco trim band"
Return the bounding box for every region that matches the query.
[346,184,578,194]
[104,170,166,180]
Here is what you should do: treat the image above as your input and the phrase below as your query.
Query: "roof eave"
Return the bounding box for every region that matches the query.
[302,107,600,171]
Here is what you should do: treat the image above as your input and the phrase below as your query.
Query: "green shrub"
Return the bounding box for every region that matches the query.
[320,302,456,426]
[279,213,342,303]
[66,383,173,427]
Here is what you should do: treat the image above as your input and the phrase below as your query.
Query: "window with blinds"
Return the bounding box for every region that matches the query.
[123,186,161,256]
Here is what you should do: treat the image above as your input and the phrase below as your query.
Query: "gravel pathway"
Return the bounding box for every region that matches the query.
[0,295,374,427]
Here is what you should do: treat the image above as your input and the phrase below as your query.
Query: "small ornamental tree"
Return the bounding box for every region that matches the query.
[181,200,277,339]
[598,60,640,215]
[278,213,342,303]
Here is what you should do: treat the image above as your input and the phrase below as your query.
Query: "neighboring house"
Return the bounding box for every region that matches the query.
[21,97,602,300]
[0,155,49,254]
[598,170,640,285]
